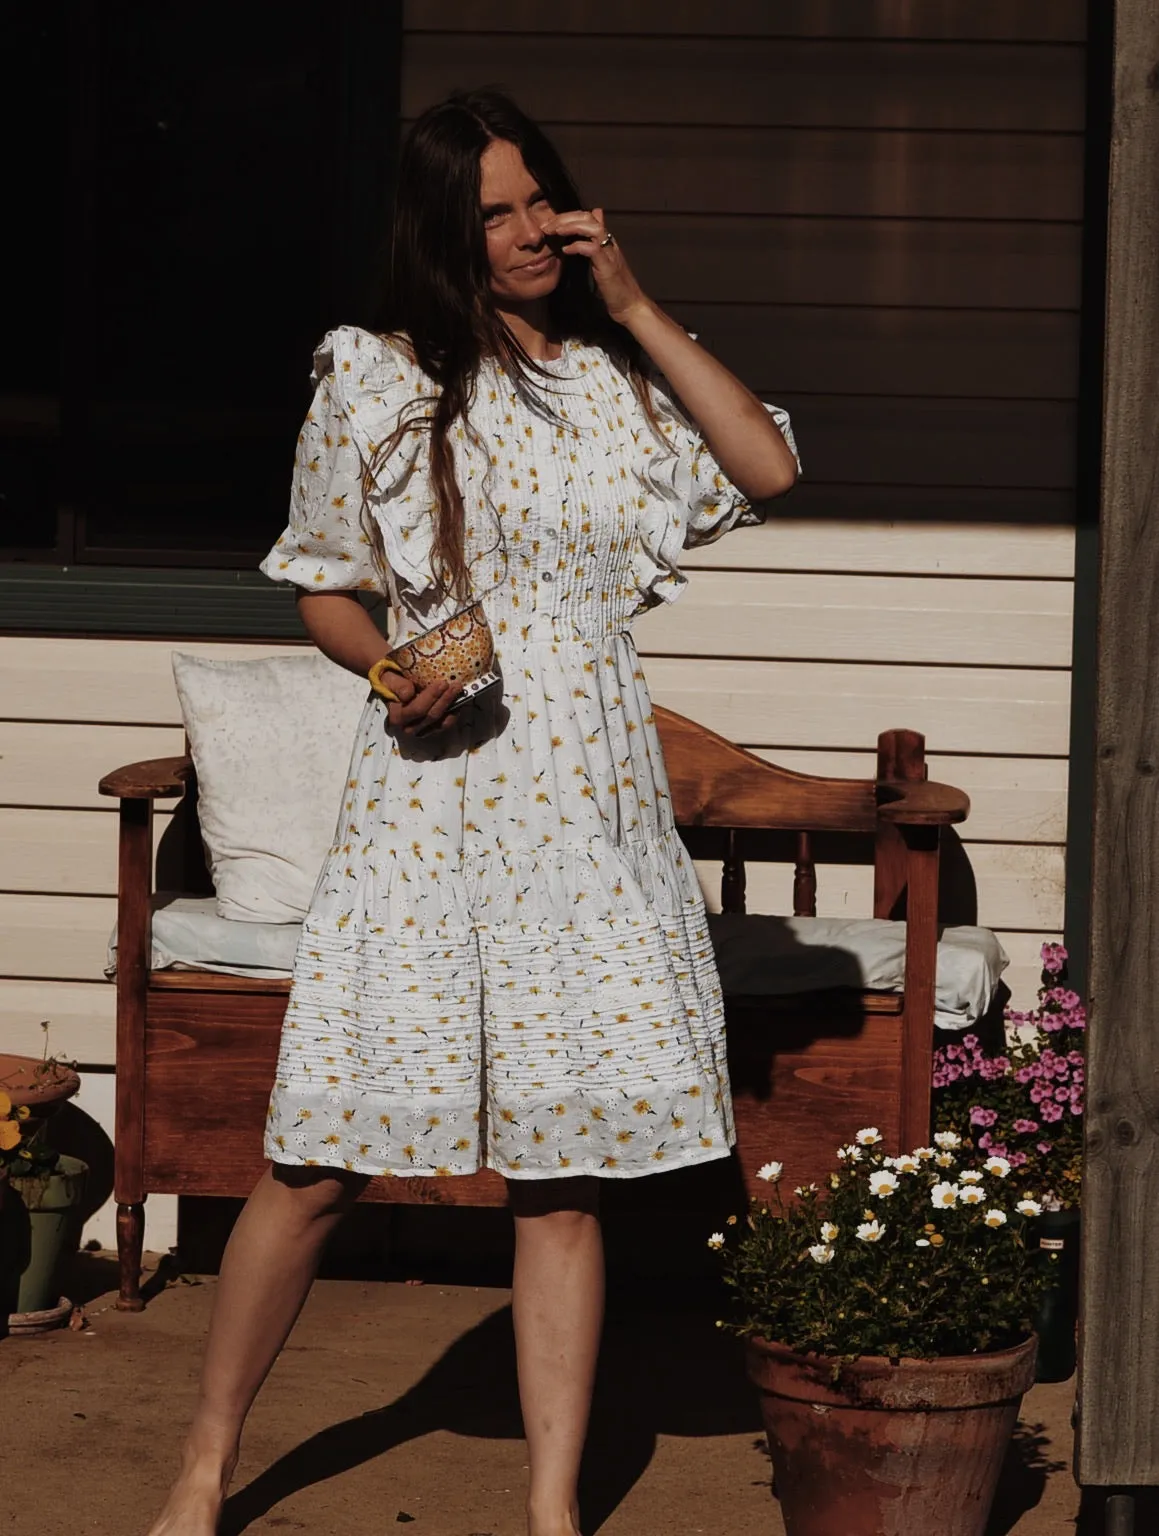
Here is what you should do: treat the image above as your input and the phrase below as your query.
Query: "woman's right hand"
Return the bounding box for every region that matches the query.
[386,675,465,734]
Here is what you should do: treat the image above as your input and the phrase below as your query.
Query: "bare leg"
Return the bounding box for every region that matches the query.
[145,1163,367,1536]
[509,1178,604,1536]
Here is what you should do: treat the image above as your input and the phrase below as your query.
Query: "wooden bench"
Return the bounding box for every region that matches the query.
[99,707,968,1309]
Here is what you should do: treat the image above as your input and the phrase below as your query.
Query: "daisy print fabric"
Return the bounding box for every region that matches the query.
[260,325,799,1181]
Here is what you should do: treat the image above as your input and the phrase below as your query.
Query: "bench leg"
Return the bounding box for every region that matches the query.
[116,1200,147,1312]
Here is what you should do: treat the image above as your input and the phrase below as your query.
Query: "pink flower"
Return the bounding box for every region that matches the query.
[1070,1101,1084,1116]
[944,1064,962,1082]
[962,1034,979,1050]
[1010,1150,1029,1167]
[1029,1085,1047,1104]
[1037,1141,1053,1155]
[1013,1119,1039,1134]
[978,1132,992,1150]
[1054,1086,1071,1102]
[1040,1101,1064,1123]
[1041,942,1068,975]
[970,1105,999,1128]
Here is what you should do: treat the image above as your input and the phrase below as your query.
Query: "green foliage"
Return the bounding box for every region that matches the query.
[715,1133,1051,1361]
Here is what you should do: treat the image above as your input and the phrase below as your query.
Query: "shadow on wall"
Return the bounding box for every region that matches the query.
[48,1099,115,1226]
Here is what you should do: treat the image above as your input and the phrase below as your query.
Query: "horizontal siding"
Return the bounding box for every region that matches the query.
[644,657,1070,755]
[0,978,115,1063]
[696,844,1065,932]
[682,520,1075,578]
[759,752,1068,846]
[1,808,171,896]
[0,894,114,982]
[781,397,1076,490]
[404,1,1087,42]
[620,214,1082,312]
[0,638,307,725]
[404,36,1084,131]
[676,306,1079,400]
[634,571,1073,668]
[517,124,1083,221]
[0,721,186,809]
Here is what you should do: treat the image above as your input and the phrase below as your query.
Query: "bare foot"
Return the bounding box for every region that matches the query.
[145,1453,234,1536]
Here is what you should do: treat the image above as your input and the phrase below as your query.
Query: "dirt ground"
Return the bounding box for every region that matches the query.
[3,1236,1107,1536]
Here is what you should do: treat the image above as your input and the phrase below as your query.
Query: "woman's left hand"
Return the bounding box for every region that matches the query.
[542,207,649,325]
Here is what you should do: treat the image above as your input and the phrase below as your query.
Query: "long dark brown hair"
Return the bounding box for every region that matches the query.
[366,89,659,603]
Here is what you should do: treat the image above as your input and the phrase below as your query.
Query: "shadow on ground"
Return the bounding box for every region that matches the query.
[986,1420,1068,1536]
[218,1298,759,1536]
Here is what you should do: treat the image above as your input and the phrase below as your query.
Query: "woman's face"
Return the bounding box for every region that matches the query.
[480,138,560,305]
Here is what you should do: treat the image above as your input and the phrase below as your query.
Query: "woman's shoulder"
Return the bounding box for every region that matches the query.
[311,325,428,394]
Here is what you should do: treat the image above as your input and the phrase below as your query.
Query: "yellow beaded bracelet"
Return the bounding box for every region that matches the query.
[367,655,405,702]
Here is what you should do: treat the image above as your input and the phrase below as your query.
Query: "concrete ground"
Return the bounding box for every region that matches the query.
[4,1241,1103,1536]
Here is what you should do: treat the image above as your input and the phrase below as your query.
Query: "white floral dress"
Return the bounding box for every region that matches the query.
[260,325,798,1181]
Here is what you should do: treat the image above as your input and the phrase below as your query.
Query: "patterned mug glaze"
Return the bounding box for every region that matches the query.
[385,602,501,701]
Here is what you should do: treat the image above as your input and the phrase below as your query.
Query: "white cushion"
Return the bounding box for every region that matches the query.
[172,651,369,923]
[106,895,302,979]
[107,897,1007,1031]
[706,914,1008,1031]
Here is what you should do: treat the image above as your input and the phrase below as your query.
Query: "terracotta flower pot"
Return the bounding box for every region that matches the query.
[745,1333,1037,1536]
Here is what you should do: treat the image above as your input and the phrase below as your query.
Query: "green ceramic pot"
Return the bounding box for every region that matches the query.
[2,1154,89,1316]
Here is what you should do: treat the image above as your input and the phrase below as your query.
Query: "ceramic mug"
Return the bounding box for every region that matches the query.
[369,601,501,704]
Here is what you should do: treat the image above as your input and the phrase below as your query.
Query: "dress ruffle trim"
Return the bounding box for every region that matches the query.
[632,379,800,606]
[314,325,440,599]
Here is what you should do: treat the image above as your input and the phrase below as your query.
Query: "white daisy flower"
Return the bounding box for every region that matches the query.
[984,1156,1012,1179]
[915,1237,931,1247]
[836,1145,863,1163]
[808,1243,835,1264]
[891,1153,921,1174]
[934,1152,956,1168]
[959,1170,984,1184]
[959,1185,986,1206]
[855,1127,882,1146]
[856,1218,885,1242]
[1015,1198,1043,1218]
[934,1131,962,1150]
[983,1209,1008,1228]
[913,1146,936,1161]
[868,1170,899,1198]
[930,1181,960,1209]
[707,1232,725,1250]
[756,1161,783,1182]
[820,1221,839,1242]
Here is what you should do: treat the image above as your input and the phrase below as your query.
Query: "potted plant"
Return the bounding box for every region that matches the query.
[0,1039,88,1333]
[711,1131,1050,1536]
[932,941,1084,1380]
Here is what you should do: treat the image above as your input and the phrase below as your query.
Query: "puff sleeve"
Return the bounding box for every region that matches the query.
[632,372,800,606]
[260,326,438,600]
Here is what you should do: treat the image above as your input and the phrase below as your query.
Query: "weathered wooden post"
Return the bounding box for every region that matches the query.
[1076,0,1159,1528]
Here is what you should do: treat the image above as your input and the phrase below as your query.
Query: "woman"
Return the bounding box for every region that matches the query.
[147,89,798,1536]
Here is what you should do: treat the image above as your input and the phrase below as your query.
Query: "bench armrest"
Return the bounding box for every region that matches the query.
[875,779,970,826]
[99,756,194,800]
